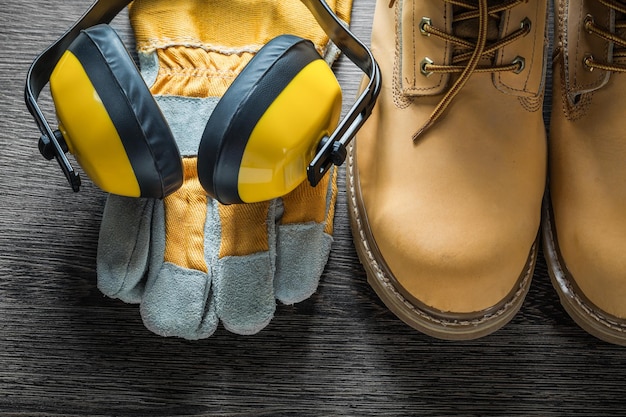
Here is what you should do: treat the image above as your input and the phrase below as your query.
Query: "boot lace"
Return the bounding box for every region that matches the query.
[583,0,626,72]
[390,0,531,140]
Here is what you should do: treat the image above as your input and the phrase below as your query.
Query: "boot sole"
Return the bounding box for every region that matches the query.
[542,193,626,345]
[347,143,536,340]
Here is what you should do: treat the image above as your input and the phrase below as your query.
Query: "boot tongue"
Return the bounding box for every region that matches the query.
[452,0,506,43]
[452,2,502,63]
[453,18,500,42]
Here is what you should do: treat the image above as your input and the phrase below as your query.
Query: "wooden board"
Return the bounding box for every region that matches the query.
[2,0,626,415]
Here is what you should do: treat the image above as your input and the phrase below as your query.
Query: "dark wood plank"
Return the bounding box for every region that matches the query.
[3,0,626,415]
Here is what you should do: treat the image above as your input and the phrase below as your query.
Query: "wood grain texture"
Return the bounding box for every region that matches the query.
[2,0,626,415]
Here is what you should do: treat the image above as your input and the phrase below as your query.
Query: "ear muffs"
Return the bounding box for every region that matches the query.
[49,24,183,198]
[27,0,380,203]
[197,34,342,205]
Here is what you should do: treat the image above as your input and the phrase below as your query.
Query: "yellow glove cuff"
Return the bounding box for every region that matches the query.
[129,0,353,54]
[129,0,353,98]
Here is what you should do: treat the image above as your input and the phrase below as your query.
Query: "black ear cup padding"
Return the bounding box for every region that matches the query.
[197,34,322,204]
[71,25,182,198]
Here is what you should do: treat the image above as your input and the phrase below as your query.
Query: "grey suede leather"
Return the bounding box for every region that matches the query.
[96,52,335,339]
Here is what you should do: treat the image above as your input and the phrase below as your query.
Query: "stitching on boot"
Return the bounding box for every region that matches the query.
[571,0,584,90]
[393,1,414,109]
[496,2,545,96]
[559,62,593,121]
[518,94,543,112]
[400,0,449,95]
[545,209,626,333]
[570,0,611,92]
[496,7,529,94]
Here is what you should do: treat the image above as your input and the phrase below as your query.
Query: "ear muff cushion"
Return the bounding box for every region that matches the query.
[63,24,182,198]
[197,35,324,204]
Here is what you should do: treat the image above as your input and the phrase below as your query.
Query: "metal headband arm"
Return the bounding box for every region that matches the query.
[302,0,381,187]
[24,0,131,191]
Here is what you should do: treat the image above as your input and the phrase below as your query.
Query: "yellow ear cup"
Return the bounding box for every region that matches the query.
[49,24,183,198]
[238,58,341,203]
[197,35,341,204]
[51,50,141,197]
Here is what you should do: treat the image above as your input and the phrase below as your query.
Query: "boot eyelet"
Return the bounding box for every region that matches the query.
[584,14,595,32]
[420,17,432,36]
[512,56,526,74]
[420,57,434,77]
[520,17,532,33]
[583,54,595,71]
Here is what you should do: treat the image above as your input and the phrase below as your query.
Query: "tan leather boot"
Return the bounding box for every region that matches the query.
[348,0,548,339]
[544,0,626,345]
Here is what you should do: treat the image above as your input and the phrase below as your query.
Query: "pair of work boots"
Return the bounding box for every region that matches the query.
[348,0,626,344]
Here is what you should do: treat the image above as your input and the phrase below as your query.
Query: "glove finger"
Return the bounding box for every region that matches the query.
[97,195,155,304]
[274,166,338,304]
[128,0,353,338]
[211,200,277,335]
[264,0,347,304]
[140,158,218,339]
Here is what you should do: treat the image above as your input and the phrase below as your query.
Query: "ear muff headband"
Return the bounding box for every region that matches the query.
[51,25,182,198]
[25,0,381,198]
[198,35,341,204]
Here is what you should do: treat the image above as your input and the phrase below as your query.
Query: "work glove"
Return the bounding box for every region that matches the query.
[96,0,352,339]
